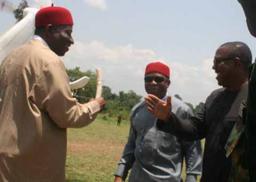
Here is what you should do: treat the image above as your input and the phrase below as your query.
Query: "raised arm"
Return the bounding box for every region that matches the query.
[145,94,206,140]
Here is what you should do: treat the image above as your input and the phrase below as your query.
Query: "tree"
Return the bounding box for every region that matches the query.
[174,94,183,101]
[120,90,142,110]
[102,86,117,100]
[174,94,194,112]
[66,67,142,120]
[185,102,194,111]
[67,67,97,103]
[194,102,204,113]
[13,0,28,22]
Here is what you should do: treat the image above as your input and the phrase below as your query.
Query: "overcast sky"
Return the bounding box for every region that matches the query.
[0,0,255,105]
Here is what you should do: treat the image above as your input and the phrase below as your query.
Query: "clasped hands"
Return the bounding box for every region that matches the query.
[145,94,172,121]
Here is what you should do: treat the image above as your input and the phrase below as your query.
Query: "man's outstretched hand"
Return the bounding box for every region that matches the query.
[145,94,172,121]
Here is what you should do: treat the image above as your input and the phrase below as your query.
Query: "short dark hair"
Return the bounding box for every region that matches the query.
[34,27,45,35]
[220,41,252,72]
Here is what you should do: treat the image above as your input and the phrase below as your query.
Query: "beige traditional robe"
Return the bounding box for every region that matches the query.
[0,39,100,182]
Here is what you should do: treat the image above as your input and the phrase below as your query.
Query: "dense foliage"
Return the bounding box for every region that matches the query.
[66,67,142,120]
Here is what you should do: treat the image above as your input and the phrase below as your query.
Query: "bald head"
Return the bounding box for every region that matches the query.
[218,41,252,72]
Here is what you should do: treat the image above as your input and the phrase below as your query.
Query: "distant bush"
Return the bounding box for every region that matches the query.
[67,67,142,120]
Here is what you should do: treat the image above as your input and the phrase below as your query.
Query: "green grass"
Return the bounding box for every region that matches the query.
[66,116,201,182]
[66,117,129,182]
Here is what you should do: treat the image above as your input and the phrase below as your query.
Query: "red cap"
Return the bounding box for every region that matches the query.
[35,6,73,28]
[145,61,170,78]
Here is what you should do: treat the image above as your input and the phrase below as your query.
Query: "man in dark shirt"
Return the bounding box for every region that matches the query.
[144,41,252,182]
[238,1,256,181]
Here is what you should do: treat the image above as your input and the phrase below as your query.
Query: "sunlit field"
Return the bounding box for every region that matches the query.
[66,115,201,182]
[66,116,129,182]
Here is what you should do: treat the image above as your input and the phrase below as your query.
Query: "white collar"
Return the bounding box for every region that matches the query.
[32,35,49,48]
